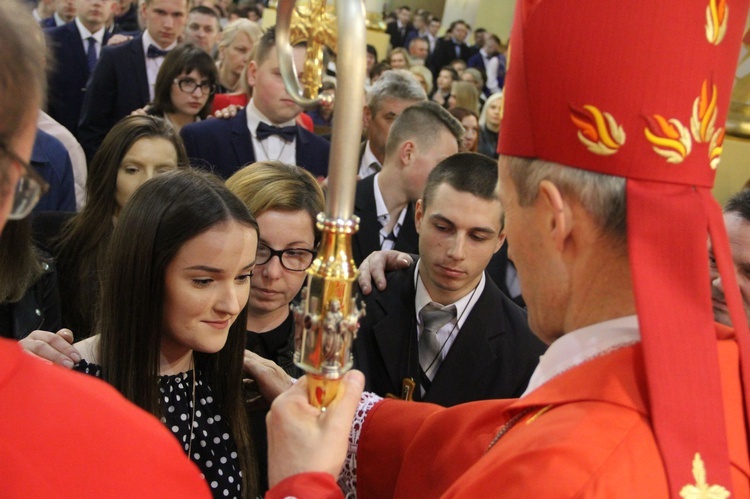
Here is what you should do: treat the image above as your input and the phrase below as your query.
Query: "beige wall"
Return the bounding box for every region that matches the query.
[714,136,750,205]
[473,0,515,41]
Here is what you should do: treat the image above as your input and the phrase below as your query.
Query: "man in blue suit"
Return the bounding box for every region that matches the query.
[181,28,330,180]
[77,0,188,160]
[45,0,113,136]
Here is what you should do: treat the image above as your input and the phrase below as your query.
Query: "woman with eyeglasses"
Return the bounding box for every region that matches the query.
[134,44,218,132]
[226,161,325,377]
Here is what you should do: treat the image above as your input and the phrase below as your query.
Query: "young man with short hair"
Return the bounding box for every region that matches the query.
[181,27,330,179]
[354,153,546,405]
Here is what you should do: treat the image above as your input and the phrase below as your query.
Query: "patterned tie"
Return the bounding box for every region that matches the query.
[146,44,169,58]
[418,303,457,383]
[86,36,97,72]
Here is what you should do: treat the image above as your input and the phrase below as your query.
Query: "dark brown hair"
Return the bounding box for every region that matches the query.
[98,169,259,497]
[149,43,218,120]
[55,115,188,337]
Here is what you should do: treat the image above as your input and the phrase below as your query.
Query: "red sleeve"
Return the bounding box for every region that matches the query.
[357,399,444,498]
[265,472,343,499]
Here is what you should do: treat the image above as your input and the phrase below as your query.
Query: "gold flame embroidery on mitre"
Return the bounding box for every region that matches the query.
[679,453,730,499]
[705,0,728,45]
[709,128,725,169]
[644,115,692,164]
[691,79,719,143]
[570,105,626,156]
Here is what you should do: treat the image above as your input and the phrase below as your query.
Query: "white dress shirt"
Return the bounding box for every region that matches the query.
[372,172,407,250]
[75,18,106,60]
[358,140,381,179]
[522,315,640,396]
[141,31,177,101]
[245,99,297,165]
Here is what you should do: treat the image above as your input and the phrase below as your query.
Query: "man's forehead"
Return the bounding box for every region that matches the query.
[189,12,217,26]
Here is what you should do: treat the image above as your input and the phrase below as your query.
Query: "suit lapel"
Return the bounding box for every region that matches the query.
[426,276,505,403]
[394,202,419,253]
[129,35,150,104]
[353,176,382,262]
[294,125,306,167]
[66,23,89,75]
[230,109,256,167]
[371,266,418,390]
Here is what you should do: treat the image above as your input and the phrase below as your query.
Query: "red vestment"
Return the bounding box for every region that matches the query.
[268,325,749,498]
[0,339,210,497]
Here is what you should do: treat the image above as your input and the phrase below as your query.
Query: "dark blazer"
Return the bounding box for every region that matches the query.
[181,108,330,179]
[429,37,473,77]
[45,22,111,136]
[39,17,57,29]
[0,256,61,340]
[78,33,150,160]
[386,22,414,48]
[352,174,419,266]
[353,262,546,407]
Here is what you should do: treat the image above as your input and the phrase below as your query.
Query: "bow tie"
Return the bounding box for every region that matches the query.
[146,44,169,58]
[256,122,297,141]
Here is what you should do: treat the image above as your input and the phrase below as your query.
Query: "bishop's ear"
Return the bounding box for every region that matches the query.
[537,180,571,252]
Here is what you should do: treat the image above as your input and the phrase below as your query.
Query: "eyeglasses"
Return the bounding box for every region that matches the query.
[0,141,49,220]
[174,77,216,95]
[256,244,317,272]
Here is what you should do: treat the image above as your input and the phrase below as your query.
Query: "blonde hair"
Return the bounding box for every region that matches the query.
[226,161,326,243]
[450,80,479,114]
[218,18,264,51]
[409,65,433,95]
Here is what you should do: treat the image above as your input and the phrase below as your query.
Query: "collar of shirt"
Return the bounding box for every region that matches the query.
[141,30,177,59]
[54,12,66,26]
[75,17,106,48]
[142,31,176,100]
[414,259,486,355]
[245,99,297,163]
[358,140,381,178]
[522,315,640,397]
[373,172,408,241]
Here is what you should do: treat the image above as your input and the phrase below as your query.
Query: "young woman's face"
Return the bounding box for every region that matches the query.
[161,220,258,360]
[115,137,179,214]
[389,52,408,69]
[461,114,479,151]
[248,209,316,319]
[170,69,213,117]
[486,98,503,128]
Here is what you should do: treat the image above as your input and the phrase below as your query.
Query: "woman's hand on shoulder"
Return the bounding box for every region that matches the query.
[20,328,80,368]
[243,350,294,408]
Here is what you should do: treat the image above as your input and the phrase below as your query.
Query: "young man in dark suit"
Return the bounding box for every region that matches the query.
[428,19,472,78]
[77,0,187,160]
[45,0,114,136]
[352,101,462,266]
[354,153,546,406]
[180,27,330,180]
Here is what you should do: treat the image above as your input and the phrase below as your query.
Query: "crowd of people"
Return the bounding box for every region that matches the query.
[2,0,750,497]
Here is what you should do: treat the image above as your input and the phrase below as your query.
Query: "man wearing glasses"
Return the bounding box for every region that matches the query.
[0,2,211,495]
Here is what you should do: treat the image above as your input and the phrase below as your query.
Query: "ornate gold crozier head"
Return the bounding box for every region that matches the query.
[275,0,366,408]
